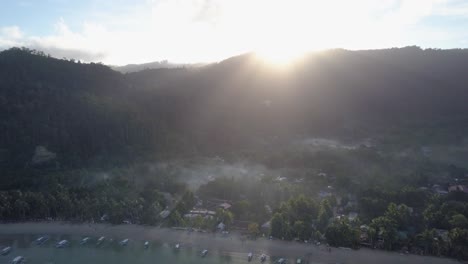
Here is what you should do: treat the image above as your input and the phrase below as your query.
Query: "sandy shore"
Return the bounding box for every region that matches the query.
[0,222,459,264]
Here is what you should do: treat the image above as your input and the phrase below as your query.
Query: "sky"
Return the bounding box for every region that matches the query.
[1,0,468,65]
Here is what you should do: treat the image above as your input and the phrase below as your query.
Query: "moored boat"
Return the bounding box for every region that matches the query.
[56,240,69,248]
[80,237,91,245]
[247,252,253,261]
[96,236,105,245]
[260,254,267,262]
[34,236,49,245]
[1,246,12,256]
[201,249,208,257]
[277,258,286,264]
[11,256,25,264]
[144,241,149,249]
[119,239,129,246]
[174,243,180,249]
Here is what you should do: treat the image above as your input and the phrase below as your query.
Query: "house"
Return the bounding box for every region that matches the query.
[217,222,226,231]
[100,214,109,221]
[435,229,449,242]
[432,184,448,195]
[348,212,359,221]
[261,221,271,231]
[219,202,232,210]
[184,209,216,219]
[318,191,332,199]
[448,185,468,194]
[159,210,170,219]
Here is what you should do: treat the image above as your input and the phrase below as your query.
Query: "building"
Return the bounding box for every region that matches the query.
[448,185,468,194]
[219,202,232,210]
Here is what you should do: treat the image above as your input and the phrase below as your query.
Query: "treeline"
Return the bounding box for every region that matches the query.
[0,167,193,225]
[266,188,468,260]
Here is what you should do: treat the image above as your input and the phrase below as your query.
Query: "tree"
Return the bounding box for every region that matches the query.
[292,220,312,241]
[325,219,360,248]
[317,199,333,231]
[449,214,468,229]
[448,228,468,260]
[247,222,260,238]
[271,213,291,239]
[370,216,398,250]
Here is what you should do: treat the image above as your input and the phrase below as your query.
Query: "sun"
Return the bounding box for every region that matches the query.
[254,46,307,66]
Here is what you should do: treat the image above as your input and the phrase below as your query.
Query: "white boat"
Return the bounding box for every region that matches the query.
[35,236,49,245]
[11,256,25,264]
[296,258,303,264]
[80,237,91,245]
[260,254,267,262]
[144,241,149,248]
[174,243,180,249]
[277,258,286,264]
[119,239,129,246]
[1,246,12,255]
[201,249,208,257]
[247,252,253,261]
[97,236,105,245]
[56,240,69,248]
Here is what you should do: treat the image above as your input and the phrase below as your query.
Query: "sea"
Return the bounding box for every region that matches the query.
[0,234,291,264]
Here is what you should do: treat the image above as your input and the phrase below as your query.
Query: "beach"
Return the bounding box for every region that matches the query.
[0,222,459,264]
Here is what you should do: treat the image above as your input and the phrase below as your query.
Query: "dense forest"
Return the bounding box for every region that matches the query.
[2,46,468,171]
[1,46,468,260]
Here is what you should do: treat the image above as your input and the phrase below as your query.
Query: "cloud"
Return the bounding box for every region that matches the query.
[1,0,467,65]
[1,26,23,39]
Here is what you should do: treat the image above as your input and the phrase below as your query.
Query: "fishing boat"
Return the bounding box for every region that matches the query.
[56,240,69,248]
[11,256,25,264]
[35,236,49,245]
[1,246,12,255]
[247,252,253,261]
[119,239,129,246]
[80,237,91,245]
[96,236,105,245]
[144,241,149,249]
[201,249,208,257]
[260,254,267,262]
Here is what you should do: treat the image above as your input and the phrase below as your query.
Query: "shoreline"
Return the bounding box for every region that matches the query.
[0,222,459,264]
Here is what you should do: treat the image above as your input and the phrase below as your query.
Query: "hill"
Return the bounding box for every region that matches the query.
[1,46,468,170]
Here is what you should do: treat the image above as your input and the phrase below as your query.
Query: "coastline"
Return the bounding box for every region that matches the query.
[0,222,459,264]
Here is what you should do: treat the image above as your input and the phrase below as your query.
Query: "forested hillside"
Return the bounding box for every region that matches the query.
[1,46,468,171]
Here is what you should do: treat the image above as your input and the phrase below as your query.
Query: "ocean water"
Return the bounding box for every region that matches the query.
[0,234,292,264]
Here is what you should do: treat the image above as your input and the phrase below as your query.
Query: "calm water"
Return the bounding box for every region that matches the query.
[0,234,291,264]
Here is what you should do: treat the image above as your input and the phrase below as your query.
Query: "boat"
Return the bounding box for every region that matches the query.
[260,254,267,262]
[119,239,129,246]
[35,236,49,245]
[96,236,105,245]
[296,258,303,264]
[174,243,180,249]
[277,258,286,264]
[11,256,25,264]
[1,246,12,256]
[80,237,91,245]
[144,241,149,249]
[56,240,69,248]
[247,252,253,261]
[201,249,208,257]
